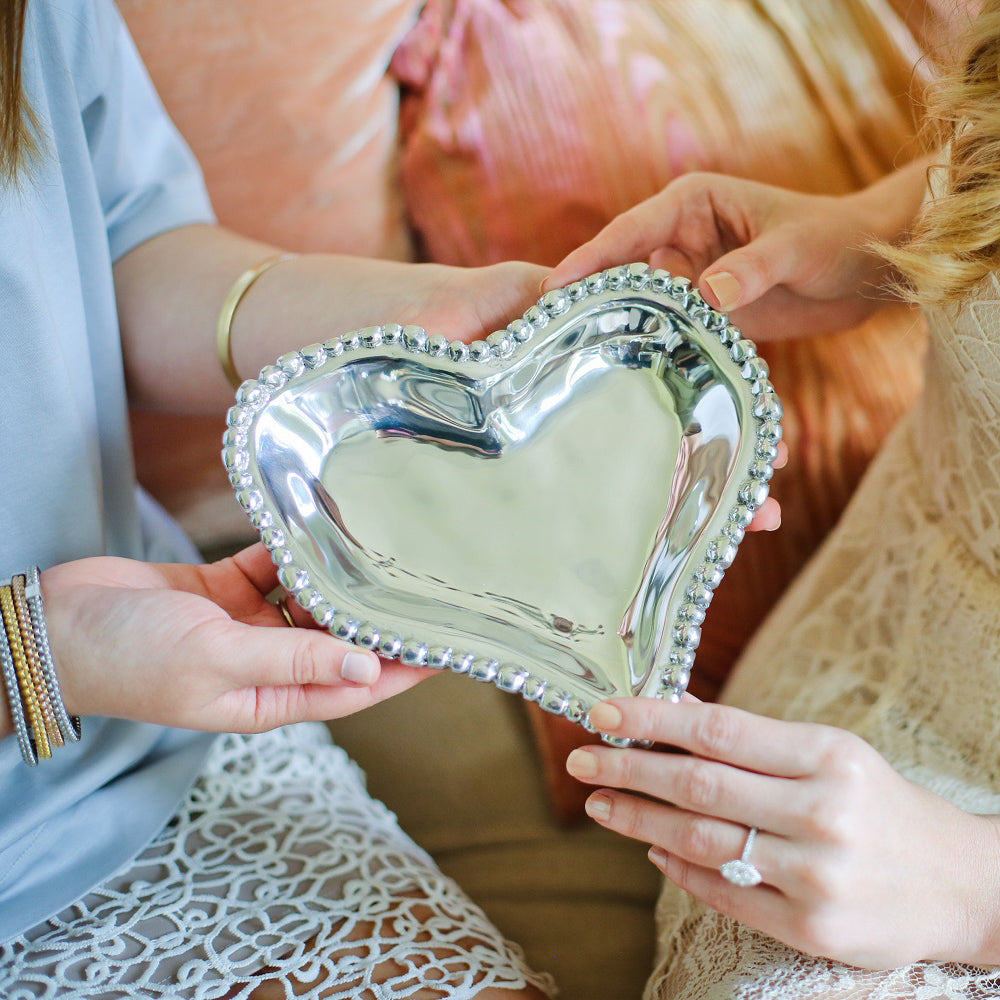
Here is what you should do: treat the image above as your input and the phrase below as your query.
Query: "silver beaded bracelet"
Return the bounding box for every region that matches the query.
[25,566,80,745]
[0,619,37,766]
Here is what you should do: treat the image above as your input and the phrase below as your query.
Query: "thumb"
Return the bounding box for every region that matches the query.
[197,621,403,731]
[542,194,685,292]
[543,240,605,293]
[699,228,800,313]
[213,620,382,690]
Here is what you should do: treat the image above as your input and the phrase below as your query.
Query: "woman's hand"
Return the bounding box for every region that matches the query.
[40,544,430,734]
[373,258,552,346]
[544,162,932,344]
[566,698,1000,969]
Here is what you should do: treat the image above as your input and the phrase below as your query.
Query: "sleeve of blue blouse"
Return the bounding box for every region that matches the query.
[82,0,216,263]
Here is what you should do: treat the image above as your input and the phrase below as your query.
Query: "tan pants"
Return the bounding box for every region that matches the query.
[328,672,660,1000]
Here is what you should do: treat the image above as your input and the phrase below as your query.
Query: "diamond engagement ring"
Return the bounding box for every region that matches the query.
[720,826,763,887]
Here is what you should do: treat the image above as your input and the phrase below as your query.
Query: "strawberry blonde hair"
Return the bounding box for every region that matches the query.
[0,0,37,182]
[884,1,1000,306]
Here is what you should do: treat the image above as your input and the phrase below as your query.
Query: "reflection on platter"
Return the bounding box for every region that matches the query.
[223,263,782,743]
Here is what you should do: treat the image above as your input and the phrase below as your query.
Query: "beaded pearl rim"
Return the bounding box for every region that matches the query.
[221,263,782,739]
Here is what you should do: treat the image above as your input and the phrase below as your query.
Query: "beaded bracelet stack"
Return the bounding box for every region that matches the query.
[0,568,80,766]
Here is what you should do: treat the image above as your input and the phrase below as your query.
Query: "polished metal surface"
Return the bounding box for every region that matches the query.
[224,264,781,738]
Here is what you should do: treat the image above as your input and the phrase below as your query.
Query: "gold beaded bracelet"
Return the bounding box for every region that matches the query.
[215,253,299,390]
[0,582,51,761]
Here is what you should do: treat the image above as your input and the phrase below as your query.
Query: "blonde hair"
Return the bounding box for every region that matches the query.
[0,0,37,183]
[884,1,1000,307]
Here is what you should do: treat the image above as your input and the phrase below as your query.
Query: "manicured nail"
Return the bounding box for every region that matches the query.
[704,271,741,311]
[341,651,379,685]
[585,793,612,821]
[566,747,599,779]
[589,702,623,731]
[648,846,669,868]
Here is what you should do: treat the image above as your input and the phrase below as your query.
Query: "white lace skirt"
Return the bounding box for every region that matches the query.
[0,724,557,999]
[646,413,1000,1000]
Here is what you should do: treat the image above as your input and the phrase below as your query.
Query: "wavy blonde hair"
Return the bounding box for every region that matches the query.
[884,1,1000,306]
[0,0,36,183]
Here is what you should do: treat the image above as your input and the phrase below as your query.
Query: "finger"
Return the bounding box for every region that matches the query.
[648,246,700,279]
[567,745,801,834]
[581,789,793,892]
[648,842,791,936]
[748,442,788,530]
[588,700,831,777]
[217,549,325,629]
[274,595,314,629]
[699,228,803,313]
[747,496,781,532]
[468,260,550,334]
[228,542,280,594]
[543,194,685,290]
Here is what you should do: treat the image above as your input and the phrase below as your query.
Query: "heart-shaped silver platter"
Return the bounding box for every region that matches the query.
[223,263,782,743]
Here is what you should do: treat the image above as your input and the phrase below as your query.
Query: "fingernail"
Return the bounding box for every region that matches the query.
[648,846,669,868]
[704,271,741,312]
[566,747,599,778]
[585,793,612,821]
[341,651,379,685]
[770,512,781,531]
[539,278,550,293]
[589,702,623,731]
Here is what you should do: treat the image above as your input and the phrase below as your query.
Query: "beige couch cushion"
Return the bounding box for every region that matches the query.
[327,671,661,1000]
[119,0,420,259]
[119,0,423,549]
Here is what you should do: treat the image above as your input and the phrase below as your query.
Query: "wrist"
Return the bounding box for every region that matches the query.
[957,813,1000,966]
[844,155,934,247]
[36,564,88,722]
[216,253,299,390]
[0,686,11,741]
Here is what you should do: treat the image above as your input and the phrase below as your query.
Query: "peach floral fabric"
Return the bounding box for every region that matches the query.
[119,0,421,259]
[391,0,932,267]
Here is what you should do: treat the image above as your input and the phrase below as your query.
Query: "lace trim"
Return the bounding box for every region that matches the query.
[647,900,1000,1000]
[0,724,557,999]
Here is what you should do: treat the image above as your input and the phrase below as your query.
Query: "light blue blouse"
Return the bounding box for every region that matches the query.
[0,0,218,940]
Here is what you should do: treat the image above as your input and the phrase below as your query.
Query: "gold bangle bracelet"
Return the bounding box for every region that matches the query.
[215,253,299,390]
[0,585,51,760]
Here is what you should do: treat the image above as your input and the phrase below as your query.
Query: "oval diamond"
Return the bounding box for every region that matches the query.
[719,860,763,887]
